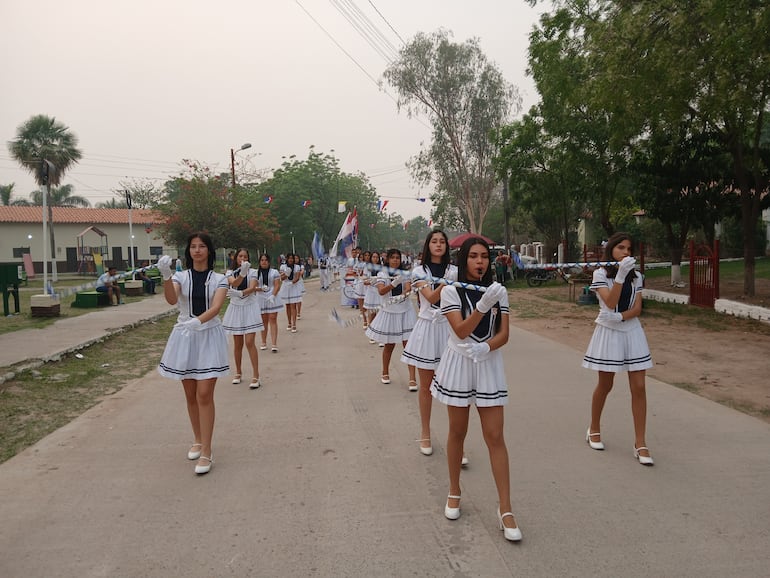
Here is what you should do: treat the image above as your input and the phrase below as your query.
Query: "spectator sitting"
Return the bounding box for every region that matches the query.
[96,266,122,305]
[135,269,157,294]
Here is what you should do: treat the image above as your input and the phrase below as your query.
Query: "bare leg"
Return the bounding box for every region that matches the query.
[446,405,470,510]
[244,332,259,380]
[232,334,244,376]
[195,378,216,463]
[182,380,201,444]
[260,315,269,347]
[478,406,516,528]
[628,370,650,456]
[268,312,278,347]
[382,343,395,377]
[417,368,435,450]
[590,371,615,442]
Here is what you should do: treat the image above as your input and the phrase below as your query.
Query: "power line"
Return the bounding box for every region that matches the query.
[367,0,406,45]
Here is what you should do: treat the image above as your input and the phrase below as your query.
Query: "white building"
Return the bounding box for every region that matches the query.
[0,206,173,274]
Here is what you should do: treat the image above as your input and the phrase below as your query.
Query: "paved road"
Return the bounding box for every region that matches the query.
[1,284,768,577]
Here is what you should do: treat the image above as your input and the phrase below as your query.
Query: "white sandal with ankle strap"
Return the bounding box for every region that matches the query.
[187,443,202,460]
[497,509,522,541]
[195,455,213,475]
[445,495,461,520]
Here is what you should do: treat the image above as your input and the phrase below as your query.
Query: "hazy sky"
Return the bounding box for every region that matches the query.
[0,1,545,221]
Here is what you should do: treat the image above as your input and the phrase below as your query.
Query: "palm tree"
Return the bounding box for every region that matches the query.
[0,183,30,206]
[96,197,127,209]
[7,115,83,281]
[29,184,91,208]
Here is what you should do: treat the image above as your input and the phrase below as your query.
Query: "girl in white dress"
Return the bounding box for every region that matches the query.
[222,248,263,389]
[582,232,654,465]
[365,249,418,387]
[295,255,305,321]
[256,253,282,353]
[157,232,229,475]
[356,251,371,328]
[401,230,458,455]
[430,237,522,541]
[363,251,383,335]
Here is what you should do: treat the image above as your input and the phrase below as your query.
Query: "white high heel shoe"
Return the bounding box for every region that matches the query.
[444,495,461,520]
[586,428,605,450]
[497,509,522,542]
[634,446,654,466]
[416,438,433,456]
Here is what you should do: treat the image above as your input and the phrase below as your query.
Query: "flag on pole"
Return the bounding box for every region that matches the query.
[376,199,388,212]
[311,231,326,260]
[403,222,409,231]
[264,196,273,204]
[301,200,311,207]
[330,208,358,258]
[426,219,433,227]
[417,198,426,202]
[337,200,347,213]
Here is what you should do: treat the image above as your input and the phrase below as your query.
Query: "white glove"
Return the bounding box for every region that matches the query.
[615,256,636,284]
[239,261,250,277]
[597,310,623,323]
[228,289,243,299]
[457,342,490,362]
[179,317,203,332]
[476,282,504,314]
[390,275,403,288]
[266,294,276,305]
[157,255,174,280]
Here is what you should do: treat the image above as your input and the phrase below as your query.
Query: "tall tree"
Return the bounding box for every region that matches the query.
[529,0,770,295]
[384,29,520,233]
[155,160,279,253]
[7,115,83,281]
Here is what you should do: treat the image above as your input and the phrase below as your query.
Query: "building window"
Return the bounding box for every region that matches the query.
[12,247,31,258]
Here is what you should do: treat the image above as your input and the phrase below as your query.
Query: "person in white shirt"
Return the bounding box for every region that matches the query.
[96,266,122,305]
[582,232,654,466]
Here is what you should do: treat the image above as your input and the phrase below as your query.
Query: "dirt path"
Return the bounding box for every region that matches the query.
[508,282,770,424]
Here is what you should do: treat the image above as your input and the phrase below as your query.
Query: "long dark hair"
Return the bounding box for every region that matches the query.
[456,237,493,286]
[233,248,250,270]
[603,232,637,281]
[420,229,450,267]
[184,232,216,271]
[258,253,271,286]
[456,236,500,331]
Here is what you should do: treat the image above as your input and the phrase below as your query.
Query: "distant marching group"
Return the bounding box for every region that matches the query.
[155,228,654,545]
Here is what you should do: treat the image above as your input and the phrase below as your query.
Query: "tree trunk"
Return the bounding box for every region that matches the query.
[665,222,686,286]
[741,191,757,297]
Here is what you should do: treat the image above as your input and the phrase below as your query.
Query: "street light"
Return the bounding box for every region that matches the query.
[290,231,295,254]
[230,142,252,187]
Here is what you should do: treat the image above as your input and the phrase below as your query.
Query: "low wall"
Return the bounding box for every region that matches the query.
[644,288,770,323]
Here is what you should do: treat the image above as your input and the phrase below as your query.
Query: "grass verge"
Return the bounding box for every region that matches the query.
[0,314,176,464]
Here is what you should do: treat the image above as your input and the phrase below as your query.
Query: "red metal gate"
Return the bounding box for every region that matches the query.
[689,240,719,308]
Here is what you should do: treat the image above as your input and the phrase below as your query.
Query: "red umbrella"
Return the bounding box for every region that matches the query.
[448,232,497,249]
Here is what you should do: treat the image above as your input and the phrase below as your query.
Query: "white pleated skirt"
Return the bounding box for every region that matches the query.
[257,291,282,314]
[430,348,508,407]
[365,306,416,343]
[401,317,449,369]
[582,323,653,372]
[222,300,264,335]
[158,323,230,380]
[353,278,366,299]
[363,285,383,310]
[282,282,302,304]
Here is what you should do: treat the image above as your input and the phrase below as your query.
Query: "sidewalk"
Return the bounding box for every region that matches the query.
[1,286,769,576]
[0,294,176,373]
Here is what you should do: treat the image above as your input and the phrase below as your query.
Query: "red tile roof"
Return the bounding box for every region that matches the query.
[0,206,162,224]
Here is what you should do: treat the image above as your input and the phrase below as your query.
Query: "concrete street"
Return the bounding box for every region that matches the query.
[1,284,768,577]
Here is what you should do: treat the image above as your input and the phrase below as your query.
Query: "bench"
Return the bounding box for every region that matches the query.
[72,290,111,308]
